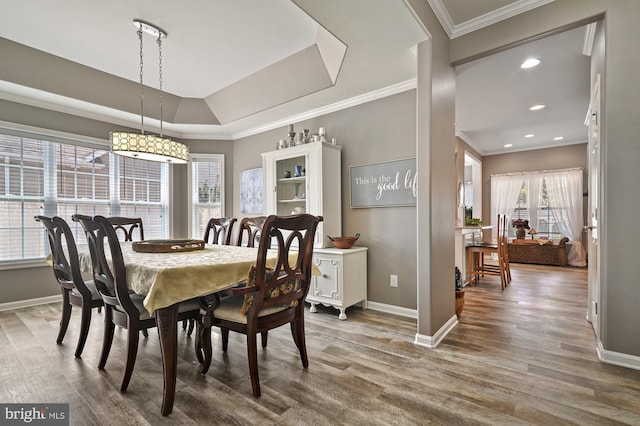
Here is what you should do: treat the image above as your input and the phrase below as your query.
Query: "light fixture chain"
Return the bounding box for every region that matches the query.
[110,20,189,164]
[138,27,145,134]
[157,35,164,137]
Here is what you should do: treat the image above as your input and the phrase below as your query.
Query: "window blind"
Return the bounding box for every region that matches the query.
[190,154,224,239]
[0,131,170,264]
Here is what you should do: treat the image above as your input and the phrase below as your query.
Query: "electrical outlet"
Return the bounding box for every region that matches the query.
[390,274,398,287]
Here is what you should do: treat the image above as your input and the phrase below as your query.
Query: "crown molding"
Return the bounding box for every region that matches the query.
[456,130,484,155]
[232,79,417,140]
[428,0,554,39]
[582,22,597,56]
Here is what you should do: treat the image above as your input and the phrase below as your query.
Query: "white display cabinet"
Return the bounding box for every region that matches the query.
[262,142,342,248]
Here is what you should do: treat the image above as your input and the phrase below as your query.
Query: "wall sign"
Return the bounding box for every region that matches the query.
[350,158,417,208]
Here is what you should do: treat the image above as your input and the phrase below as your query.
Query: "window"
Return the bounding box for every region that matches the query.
[0,131,169,264]
[510,180,563,239]
[491,168,586,266]
[189,154,225,239]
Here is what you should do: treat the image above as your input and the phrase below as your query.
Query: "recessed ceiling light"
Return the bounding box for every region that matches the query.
[553,136,564,141]
[504,144,513,148]
[529,104,546,111]
[521,58,540,69]
[525,134,534,138]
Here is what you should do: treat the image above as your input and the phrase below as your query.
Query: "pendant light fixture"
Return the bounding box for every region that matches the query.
[110,19,189,164]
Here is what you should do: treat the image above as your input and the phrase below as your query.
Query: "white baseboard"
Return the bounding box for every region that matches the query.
[597,340,640,371]
[414,314,458,348]
[367,302,458,348]
[366,301,417,319]
[0,295,62,312]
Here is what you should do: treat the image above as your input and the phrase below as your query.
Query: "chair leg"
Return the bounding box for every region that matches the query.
[261,331,268,348]
[246,333,261,397]
[221,328,229,352]
[98,307,115,370]
[120,326,141,392]
[187,319,195,338]
[196,322,212,374]
[291,318,309,368]
[182,319,187,330]
[57,290,72,344]
[74,302,92,358]
[142,329,149,338]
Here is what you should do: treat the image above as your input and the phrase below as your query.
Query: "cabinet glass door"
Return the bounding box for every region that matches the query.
[275,154,307,215]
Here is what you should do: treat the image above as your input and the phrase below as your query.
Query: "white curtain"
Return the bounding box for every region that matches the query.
[545,169,586,266]
[491,174,524,240]
[528,177,543,231]
[492,168,586,267]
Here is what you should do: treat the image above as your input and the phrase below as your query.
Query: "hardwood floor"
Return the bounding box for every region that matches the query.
[2,263,640,425]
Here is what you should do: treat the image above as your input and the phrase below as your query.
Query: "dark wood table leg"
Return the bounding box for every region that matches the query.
[155,304,178,416]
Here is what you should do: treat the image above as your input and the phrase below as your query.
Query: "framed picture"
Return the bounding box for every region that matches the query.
[240,167,263,213]
[350,158,417,208]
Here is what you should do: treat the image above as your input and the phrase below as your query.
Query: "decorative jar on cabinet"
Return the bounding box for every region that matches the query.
[262,142,341,248]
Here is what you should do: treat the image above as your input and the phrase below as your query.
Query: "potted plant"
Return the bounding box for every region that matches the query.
[455,266,464,317]
[511,218,530,239]
[465,217,483,227]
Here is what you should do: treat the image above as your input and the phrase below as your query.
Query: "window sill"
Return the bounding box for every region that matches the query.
[0,259,48,271]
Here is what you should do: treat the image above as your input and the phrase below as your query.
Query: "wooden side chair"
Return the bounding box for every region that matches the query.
[500,215,512,283]
[107,217,144,242]
[466,214,509,290]
[34,215,103,358]
[72,214,203,392]
[203,217,237,245]
[184,218,238,335]
[106,216,151,338]
[200,214,322,397]
[235,216,268,247]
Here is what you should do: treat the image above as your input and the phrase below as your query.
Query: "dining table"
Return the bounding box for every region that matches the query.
[78,241,281,416]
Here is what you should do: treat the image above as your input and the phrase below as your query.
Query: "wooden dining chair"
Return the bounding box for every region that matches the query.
[466,214,509,290]
[72,214,204,392]
[107,216,150,338]
[475,214,511,284]
[183,217,238,336]
[35,215,104,358]
[235,216,267,247]
[500,214,512,283]
[107,217,144,242]
[203,217,237,245]
[200,214,322,397]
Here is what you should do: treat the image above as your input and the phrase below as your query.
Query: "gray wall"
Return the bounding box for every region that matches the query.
[450,0,640,359]
[408,0,457,337]
[232,91,419,309]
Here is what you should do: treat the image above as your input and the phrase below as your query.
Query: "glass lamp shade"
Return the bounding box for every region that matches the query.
[110,131,189,164]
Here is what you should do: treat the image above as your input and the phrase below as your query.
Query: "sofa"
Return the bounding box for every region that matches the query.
[507,237,569,266]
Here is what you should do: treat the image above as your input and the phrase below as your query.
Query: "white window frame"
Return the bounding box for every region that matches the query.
[0,127,170,269]
[188,153,225,240]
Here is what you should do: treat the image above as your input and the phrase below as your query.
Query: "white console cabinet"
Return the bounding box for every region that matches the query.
[307,246,367,320]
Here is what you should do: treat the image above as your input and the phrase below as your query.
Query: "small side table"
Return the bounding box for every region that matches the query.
[306,246,368,320]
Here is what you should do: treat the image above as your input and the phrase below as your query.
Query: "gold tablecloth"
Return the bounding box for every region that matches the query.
[78,242,278,314]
